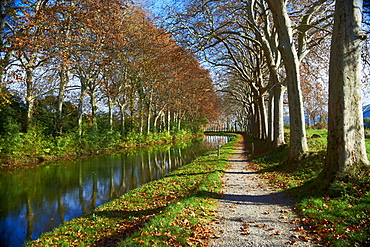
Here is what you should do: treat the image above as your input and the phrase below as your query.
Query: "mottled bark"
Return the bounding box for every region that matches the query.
[56,68,67,134]
[266,0,308,160]
[319,0,369,185]
[268,91,274,143]
[25,69,35,131]
[259,96,268,140]
[77,83,86,138]
[273,84,286,147]
[107,96,115,132]
[119,104,126,137]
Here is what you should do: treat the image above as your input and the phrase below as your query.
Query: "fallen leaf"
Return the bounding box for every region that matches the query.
[294,226,308,233]
[268,228,275,231]
[298,235,311,241]
[286,240,299,245]
[256,224,267,227]
[280,209,291,213]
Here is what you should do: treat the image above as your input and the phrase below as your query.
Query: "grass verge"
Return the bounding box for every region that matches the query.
[247,129,370,246]
[26,133,239,247]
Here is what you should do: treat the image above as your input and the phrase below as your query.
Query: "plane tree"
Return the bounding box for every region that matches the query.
[253,0,334,160]
[318,0,369,187]
[166,0,334,160]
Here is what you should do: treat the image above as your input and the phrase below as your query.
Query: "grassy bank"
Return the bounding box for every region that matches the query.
[0,129,197,167]
[247,129,370,246]
[25,130,369,246]
[26,133,239,246]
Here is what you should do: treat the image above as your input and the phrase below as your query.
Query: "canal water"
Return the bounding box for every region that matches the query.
[0,135,230,247]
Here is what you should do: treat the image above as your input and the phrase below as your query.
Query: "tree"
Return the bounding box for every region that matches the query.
[318,0,369,186]
[166,0,333,157]
[300,53,329,128]
[265,0,308,160]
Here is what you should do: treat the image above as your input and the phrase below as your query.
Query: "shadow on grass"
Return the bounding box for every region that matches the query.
[91,207,165,247]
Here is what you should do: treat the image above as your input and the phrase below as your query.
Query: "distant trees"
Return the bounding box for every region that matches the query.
[0,0,219,160]
[167,0,333,160]
[0,0,219,162]
[165,0,369,186]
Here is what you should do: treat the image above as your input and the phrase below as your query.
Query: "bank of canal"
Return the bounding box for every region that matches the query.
[0,135,231,247]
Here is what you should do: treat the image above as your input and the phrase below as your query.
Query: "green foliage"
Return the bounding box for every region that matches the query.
[22,125,55,157]
[364,117,370,129]
[172,129,193,140]
[0,92,26,133]
[0,118,23,156]
[0,117,200,164]
[54,131,81,155]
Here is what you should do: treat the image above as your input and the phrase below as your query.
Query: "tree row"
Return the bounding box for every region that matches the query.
[0,0,219,141]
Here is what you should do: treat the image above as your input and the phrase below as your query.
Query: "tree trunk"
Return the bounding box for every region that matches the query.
[318,0,369,185]
[167,110,171,133]
[107,96,114,132]
[258,96,268,141]
[147,96,152,134]
[268,89,274,144]
[129,93,135,132]
[139,99,144,134]
[0,1,10,81]
[77,83,86,138]
[154,111,162,132]
[25,69,35,132]
[273,84,286,147]
[266,0,308,160]
[56,67,67,135]
[119,104,126,137]
[90,89,97,127]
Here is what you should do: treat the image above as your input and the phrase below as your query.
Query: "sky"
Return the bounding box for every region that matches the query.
[146,0,185,18]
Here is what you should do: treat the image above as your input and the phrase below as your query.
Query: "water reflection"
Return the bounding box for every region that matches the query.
[0,135,230,247]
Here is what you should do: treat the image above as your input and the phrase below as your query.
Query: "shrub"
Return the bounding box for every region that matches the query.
[0,118,23,155]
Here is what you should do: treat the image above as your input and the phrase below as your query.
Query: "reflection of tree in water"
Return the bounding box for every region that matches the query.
[202,136,230,150]
[0,136,230,246]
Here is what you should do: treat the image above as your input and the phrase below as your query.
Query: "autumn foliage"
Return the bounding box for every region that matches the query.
[0,0,219,139]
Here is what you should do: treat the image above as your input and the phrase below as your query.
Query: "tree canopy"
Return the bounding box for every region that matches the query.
[0,0,220,138]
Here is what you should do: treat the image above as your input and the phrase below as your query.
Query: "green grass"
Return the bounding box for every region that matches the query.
[26,134,239,247]
[25,130,370,246]
[248,129,370,246]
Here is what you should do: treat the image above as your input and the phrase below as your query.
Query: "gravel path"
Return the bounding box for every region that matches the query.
[208,138,315,246]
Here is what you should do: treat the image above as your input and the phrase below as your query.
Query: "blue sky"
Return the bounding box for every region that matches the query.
[147,0,185,18]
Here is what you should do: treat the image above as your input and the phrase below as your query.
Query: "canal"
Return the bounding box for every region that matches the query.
[0,135,229,247]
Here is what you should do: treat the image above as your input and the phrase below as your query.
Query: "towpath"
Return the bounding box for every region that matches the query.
[208,136,315,246]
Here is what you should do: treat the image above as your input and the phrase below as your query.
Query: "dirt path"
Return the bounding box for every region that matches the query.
[208,137,315,246]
